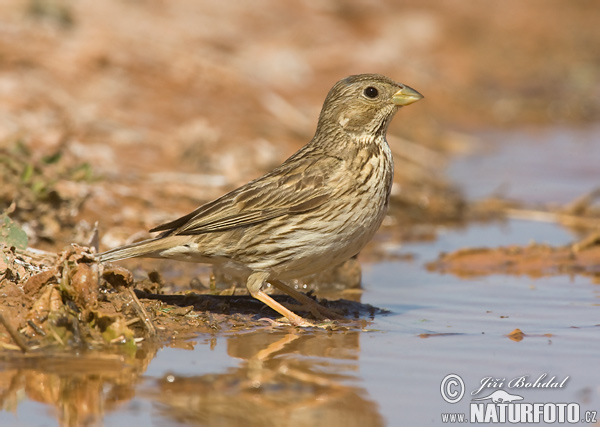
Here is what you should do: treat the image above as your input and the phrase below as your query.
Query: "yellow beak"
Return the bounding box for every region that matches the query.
[392,85,424,106]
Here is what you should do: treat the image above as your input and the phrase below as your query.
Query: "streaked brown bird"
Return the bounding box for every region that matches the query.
[97,74,423,326]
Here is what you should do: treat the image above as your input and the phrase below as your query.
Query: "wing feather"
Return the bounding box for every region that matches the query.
[150,150,339,236]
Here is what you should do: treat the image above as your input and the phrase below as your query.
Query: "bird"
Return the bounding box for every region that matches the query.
[97,74,423,326]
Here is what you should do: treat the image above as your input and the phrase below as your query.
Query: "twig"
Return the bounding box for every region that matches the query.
[0,313,29,353]
[505,208,600,228]
[47,325,65,346]
[88,221,99,252]
[128,288,156,337]
[571,231,600,253]
[125,317,141,327]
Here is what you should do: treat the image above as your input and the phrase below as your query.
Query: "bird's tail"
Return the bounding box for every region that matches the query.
[97,237,173,263]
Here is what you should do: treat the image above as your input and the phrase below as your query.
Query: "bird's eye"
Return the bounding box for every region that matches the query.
[364,86,379,99]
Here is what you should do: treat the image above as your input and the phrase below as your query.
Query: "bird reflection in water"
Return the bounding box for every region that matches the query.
[151,330,384,427]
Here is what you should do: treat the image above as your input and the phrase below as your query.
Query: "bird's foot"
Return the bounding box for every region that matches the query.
[269,280,348,322]
[258,316,315,328]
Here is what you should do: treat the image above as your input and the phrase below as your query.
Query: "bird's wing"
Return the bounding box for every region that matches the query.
[150,150,338,236]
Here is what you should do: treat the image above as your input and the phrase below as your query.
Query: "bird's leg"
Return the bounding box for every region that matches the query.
[269,279,347,321]
[246,272,314,327]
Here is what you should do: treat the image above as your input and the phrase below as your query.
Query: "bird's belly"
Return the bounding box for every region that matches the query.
[253,202,386,279]
[272,239,364,280]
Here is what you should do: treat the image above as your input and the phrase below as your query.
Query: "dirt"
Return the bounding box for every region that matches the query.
[0,241,381,351]
[426,231,600,281]
[2,0,598,251]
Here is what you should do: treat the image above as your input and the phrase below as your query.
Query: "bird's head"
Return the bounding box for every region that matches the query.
[315,74,423,141]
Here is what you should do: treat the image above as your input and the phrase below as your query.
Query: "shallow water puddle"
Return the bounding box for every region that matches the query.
[361,219,599,425]
[2,126,599,426]
[449,125,600,204]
